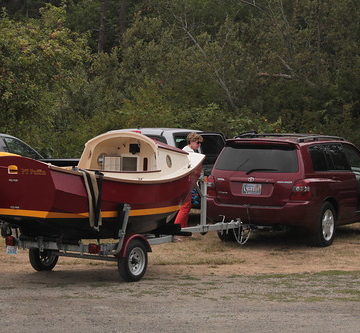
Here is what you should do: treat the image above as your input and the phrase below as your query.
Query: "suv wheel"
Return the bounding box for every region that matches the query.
[312,202,336,247]
[217,230,237,242]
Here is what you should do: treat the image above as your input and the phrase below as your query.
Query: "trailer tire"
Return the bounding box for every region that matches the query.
[118,239,148,282]
[29,248,59,271]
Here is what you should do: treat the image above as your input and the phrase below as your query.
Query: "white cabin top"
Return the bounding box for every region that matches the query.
[77,131,204,182]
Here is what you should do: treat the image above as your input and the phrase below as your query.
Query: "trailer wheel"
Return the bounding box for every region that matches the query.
[29,248,59,271]
[118,239,148,282]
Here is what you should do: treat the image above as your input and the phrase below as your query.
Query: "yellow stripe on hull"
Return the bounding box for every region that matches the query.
[0,206,181,219]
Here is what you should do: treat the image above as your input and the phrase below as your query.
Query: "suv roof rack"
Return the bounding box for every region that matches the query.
[297,135,345,142]
[235,132,345,142]
[235,133,308,139]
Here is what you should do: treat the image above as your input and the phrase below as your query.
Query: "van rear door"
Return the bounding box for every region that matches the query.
[213,141,301,206]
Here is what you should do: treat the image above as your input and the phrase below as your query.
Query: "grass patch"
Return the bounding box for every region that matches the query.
[134,290,162,297]
[301,296,327,302]
[190,290,207,297]
[178,275,201,281]
[338,289,360,296]
[153,257,243,265]
[203,281,218,286]
[0,286,15,290]
[266,293,297,302]
[61,294,105,300]
[312,270,360,277]
[227,274,243,279]
[334,297,360,302]
[177,282,198,287]
[89,282,113,288]
[252,273,291,280]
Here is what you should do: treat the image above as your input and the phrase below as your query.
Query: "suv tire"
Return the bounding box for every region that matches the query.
[311,202,336,247]
[217,230,237,242]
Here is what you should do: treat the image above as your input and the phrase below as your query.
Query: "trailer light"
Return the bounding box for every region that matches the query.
[88,243,101,254]
[5,236,16,246]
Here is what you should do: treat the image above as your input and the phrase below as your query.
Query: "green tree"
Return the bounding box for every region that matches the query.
[0,4,90,156]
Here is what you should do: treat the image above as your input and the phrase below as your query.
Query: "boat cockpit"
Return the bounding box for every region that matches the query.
[77,132,158,172]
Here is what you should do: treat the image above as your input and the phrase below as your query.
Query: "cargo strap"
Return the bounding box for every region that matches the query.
[79,169,104,231]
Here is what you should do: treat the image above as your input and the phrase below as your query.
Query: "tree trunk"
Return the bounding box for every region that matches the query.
[98,0,108,53]
[117,0,128,43]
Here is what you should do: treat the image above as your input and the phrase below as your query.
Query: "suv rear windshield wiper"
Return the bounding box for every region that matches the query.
[246,168,279,175]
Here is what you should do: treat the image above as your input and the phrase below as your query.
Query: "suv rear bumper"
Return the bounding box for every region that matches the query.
[207,198,317,229]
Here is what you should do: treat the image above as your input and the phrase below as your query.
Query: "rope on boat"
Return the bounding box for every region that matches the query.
[79,169,103,231]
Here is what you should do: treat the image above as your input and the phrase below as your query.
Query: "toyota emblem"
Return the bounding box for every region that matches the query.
[248,177,255,182]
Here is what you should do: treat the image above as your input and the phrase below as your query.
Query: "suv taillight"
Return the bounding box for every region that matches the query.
[290,180,312,201]
[207,175,216,197]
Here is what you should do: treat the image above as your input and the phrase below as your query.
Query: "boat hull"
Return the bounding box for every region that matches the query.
[0,156,202,240]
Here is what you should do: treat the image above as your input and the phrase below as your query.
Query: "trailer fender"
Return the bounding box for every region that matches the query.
[119,234,152,257]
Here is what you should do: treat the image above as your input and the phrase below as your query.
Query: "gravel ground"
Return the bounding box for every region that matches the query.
[1,222,360,332]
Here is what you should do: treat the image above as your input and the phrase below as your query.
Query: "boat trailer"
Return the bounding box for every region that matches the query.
[1,177,248,282]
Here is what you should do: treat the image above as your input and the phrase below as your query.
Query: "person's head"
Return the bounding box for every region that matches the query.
[186,132,203,150]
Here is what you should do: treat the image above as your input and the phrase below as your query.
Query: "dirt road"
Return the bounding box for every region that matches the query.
[1,222,360,332]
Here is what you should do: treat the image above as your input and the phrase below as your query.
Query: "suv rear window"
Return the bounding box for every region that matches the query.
[215,144,298,173]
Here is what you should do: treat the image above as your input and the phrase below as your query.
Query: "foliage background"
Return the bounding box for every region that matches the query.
[0,0,359,157]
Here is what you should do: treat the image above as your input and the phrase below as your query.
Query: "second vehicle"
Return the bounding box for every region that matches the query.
[207,133,360,246]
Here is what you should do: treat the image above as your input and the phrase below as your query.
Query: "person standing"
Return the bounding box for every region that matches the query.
[174,133,203,229]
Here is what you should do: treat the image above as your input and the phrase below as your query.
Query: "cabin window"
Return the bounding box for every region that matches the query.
[143,158,148,171]
[166,155,172,168]
[122,156,138,171]
[102,155,138,171]
[104,156,121,171]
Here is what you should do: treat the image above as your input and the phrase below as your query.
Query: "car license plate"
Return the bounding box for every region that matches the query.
[242,183,261,195]
[6,246,18,255]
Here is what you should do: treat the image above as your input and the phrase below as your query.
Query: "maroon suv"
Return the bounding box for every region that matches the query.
[207,133,360,246]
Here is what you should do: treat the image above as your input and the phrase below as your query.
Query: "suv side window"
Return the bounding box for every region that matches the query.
[309,145,328,171]
[324,144,351,171]
[309,144,351,171]
[343,144,360,173]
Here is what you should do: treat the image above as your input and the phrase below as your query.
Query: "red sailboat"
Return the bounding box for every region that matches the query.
[0,131,204,241]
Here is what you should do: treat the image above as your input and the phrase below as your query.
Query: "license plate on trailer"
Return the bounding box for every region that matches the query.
[6,246,18,255]
[242,183,262,195]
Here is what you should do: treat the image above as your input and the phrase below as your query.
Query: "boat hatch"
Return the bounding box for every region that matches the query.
[101,155,139,172]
